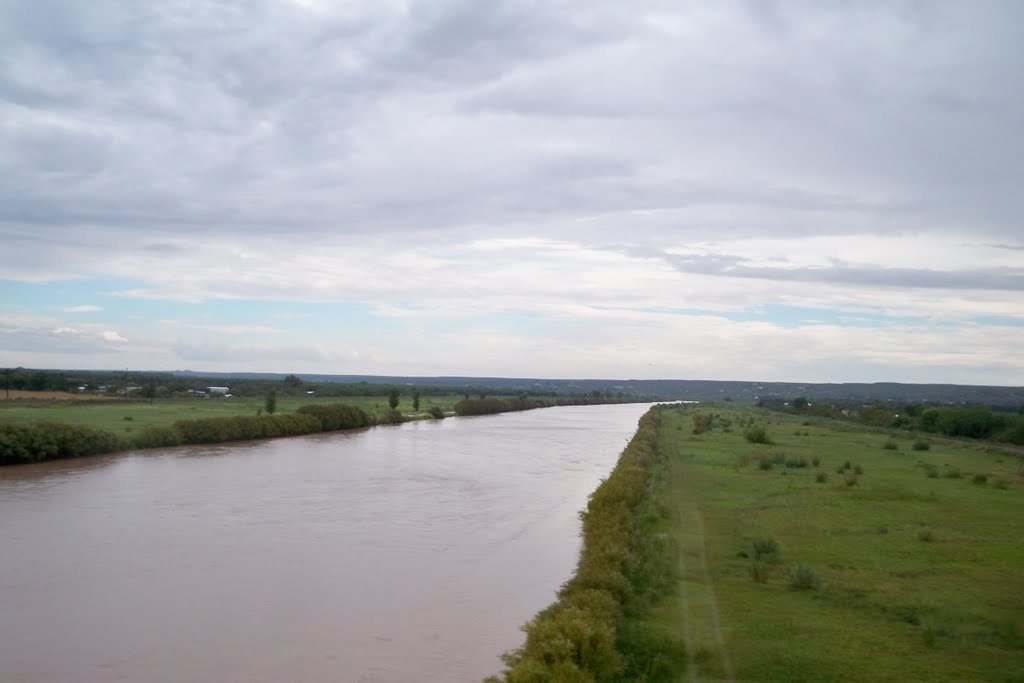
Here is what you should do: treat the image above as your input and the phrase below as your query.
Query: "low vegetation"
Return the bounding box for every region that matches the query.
[0,402,372,464]
[489,407,686,681]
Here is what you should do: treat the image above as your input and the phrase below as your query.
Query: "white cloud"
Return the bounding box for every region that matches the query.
[61,304,103,313]
[101,330,127,343]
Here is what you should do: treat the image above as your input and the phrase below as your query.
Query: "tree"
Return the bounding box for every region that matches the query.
[265,389,277,415]
[283,374,303,389]
[793,397,808,410]
[388,387,400,410]
[412,390,421,412]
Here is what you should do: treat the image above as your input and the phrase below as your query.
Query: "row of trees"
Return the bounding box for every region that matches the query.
[764,397,1024,445]
[3,368,656,405]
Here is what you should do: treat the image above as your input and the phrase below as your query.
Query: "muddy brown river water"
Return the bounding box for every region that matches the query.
[0,403,652,682]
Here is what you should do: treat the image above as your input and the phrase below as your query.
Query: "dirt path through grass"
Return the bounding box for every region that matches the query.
[671,454,735,682]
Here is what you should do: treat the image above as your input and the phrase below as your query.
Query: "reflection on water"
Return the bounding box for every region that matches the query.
[0,403,651,682]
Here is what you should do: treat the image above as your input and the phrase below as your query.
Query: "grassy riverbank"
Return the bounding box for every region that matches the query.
[0,394,462,435]
[492,403,1024,681]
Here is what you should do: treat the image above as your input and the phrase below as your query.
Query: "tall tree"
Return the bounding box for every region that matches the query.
[412,390,421,411]
[265,389,277,415]
[388,387,400,410]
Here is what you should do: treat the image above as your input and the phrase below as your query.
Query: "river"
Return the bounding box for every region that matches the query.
[0,403,652,682]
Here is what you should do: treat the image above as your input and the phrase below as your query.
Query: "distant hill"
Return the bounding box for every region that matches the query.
[171,371,1024,408]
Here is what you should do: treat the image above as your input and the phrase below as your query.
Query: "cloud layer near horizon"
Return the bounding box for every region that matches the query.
[2,1,1022,383]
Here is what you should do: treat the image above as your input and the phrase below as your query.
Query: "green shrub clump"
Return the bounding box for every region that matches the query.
[173,414,321,444]
[789,565,820,591]
[0,422,127,465]
[912,440,931,451]
[744,426,773,444]
[454,397,512,416]
[295,403,370,431]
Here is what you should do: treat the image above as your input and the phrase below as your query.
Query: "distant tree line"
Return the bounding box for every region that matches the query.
[761,397,1024,445]
[2,368,646,402]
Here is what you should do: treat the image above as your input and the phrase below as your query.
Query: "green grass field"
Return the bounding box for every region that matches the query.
[645,404,1024,682]
[0,394,464,436]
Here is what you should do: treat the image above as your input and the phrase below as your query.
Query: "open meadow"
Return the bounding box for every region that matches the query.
[647,403,1024,682]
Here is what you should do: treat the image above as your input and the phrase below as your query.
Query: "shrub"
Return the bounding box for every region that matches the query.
[972,473,988,485]
[815,472,828,483]
[845,476,858,487]
[692,412,713,434]
[428,406,445,419]
[0,422,128,465]
[883,440,898,450]
[811,456,821,467]
[744,426,773,444]
[918,529,935,542]
[616,621,688,681]
[912,440,931,451]
[295,403,371,431]
[757,456,773,471]
[994,478,1011,490]
[131,425,183,449]
[789,565,819,591]
[752,538,780,562]
[173,413,321,444]
[944,468,963,479]
[925,466,939,478]
[454,397,511,416]
[749,561,769,583]
[853,465,863,475]
[381,409,405,425]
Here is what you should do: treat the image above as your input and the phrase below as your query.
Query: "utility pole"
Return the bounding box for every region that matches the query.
[124,368,129,400]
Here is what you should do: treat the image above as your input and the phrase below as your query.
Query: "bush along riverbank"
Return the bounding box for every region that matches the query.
[487,405,686,682]
[0,403,373,465]
[455,395,646,417]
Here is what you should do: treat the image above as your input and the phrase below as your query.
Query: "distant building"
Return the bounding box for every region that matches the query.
[206,386,230,395]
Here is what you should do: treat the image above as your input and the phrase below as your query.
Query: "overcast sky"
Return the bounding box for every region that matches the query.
[2,0,1022,384]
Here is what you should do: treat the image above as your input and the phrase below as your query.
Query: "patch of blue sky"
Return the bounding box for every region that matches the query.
[969,315,1024,327]
[0,279,384,332]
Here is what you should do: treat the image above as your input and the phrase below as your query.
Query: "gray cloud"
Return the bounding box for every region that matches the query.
[653,251,1024,291]
[1,0,1021,249]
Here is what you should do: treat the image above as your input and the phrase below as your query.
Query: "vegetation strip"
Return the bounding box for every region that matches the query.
[488,405,686,682]
[0,403,373,464]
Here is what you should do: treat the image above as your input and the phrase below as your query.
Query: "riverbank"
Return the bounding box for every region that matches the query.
[490,402,1024,681]
[488,404,686,680]
[0,395,647,466]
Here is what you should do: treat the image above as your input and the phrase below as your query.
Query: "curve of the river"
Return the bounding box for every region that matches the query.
[0,403,652,682]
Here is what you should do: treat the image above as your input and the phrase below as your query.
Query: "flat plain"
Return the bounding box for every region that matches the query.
[648,404,1024,682]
